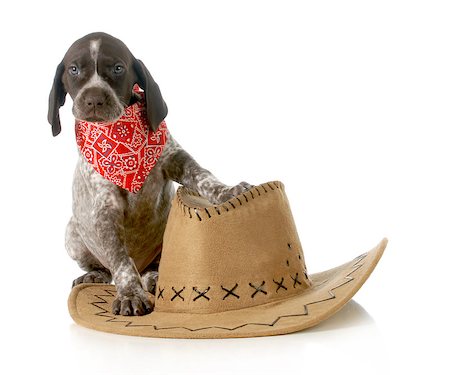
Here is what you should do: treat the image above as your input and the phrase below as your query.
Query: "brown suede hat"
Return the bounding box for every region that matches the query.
[68,181,387,339]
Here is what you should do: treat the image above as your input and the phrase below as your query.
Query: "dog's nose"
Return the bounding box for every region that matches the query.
[84,88,107,108]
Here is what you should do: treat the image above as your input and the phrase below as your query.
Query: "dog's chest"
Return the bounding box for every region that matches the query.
[74,154,174,268]
[122,173,174,269]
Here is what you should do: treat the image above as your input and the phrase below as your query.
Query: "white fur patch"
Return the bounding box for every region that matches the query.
[86,38,104,88]
[90,39,101,66]
[87,70,104,86]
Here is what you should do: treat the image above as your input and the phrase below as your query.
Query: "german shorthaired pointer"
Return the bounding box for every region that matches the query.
[48,32,250,316]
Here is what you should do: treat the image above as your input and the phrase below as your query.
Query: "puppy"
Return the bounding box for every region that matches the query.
[48,32,250,316]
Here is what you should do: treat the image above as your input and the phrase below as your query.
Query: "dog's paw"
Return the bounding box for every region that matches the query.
[112,290,154,316]
[72,270,112,287]
[210,181,254,204]
[229,181,254,196]
[141,270,159,294]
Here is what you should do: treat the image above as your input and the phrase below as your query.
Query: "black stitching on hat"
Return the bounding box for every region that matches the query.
[249,281,267,298]
[353,253,367,262]
[273,277,288,292]
[291,273,301,288]
[287,243,292,249]
[171,286,185,301]
[193,287,211,301]
[221,283,240,300]
[286,259,290,267]
[175,182,283,220]
[88,253,369,332]
[157,287,164,300]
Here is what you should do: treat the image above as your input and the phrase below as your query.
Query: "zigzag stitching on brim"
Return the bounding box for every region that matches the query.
[86,252,368,332]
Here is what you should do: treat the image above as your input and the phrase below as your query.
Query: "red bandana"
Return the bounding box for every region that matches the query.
[75,88,168,193]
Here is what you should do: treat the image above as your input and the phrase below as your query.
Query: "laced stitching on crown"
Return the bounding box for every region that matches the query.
[176,182,283,221]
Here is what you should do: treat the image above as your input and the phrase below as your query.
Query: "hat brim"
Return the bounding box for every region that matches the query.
[68,238,387,339]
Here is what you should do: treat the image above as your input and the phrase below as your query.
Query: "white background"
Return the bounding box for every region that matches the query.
[1,1,449,374]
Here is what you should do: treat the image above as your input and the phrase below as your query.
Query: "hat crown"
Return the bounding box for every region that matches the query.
[154,182,311,314]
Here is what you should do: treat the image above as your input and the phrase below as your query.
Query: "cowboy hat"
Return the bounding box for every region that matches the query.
[68,181,387,338]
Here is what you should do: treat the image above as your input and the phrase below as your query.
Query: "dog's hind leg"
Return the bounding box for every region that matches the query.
[66,217,112,287]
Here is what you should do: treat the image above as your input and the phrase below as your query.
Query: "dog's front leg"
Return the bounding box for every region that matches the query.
[162,139,252,204]
[91,193,152,316]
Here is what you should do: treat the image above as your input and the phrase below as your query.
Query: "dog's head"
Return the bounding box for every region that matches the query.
[48,32,168,136]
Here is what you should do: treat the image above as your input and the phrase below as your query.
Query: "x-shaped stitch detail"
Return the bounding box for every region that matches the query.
[249,281,267,298]
[273,277,287,292]
[221,283,240,300]
[192,286,211,301]
[291,273,301,288]
[171,286,185,301]
[157,287,164,300]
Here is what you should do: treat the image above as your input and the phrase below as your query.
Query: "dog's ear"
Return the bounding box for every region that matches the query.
[48,61,67,137]
[133,59,168,132]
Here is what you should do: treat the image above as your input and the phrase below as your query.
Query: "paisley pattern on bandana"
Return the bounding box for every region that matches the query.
[75,89,168,193]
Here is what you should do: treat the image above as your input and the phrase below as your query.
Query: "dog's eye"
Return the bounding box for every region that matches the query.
[69,66,80,76]
[114,64,124,75]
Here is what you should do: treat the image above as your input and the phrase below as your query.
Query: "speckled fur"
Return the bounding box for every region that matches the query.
[56,33,251,316]
[67,134,250,315]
